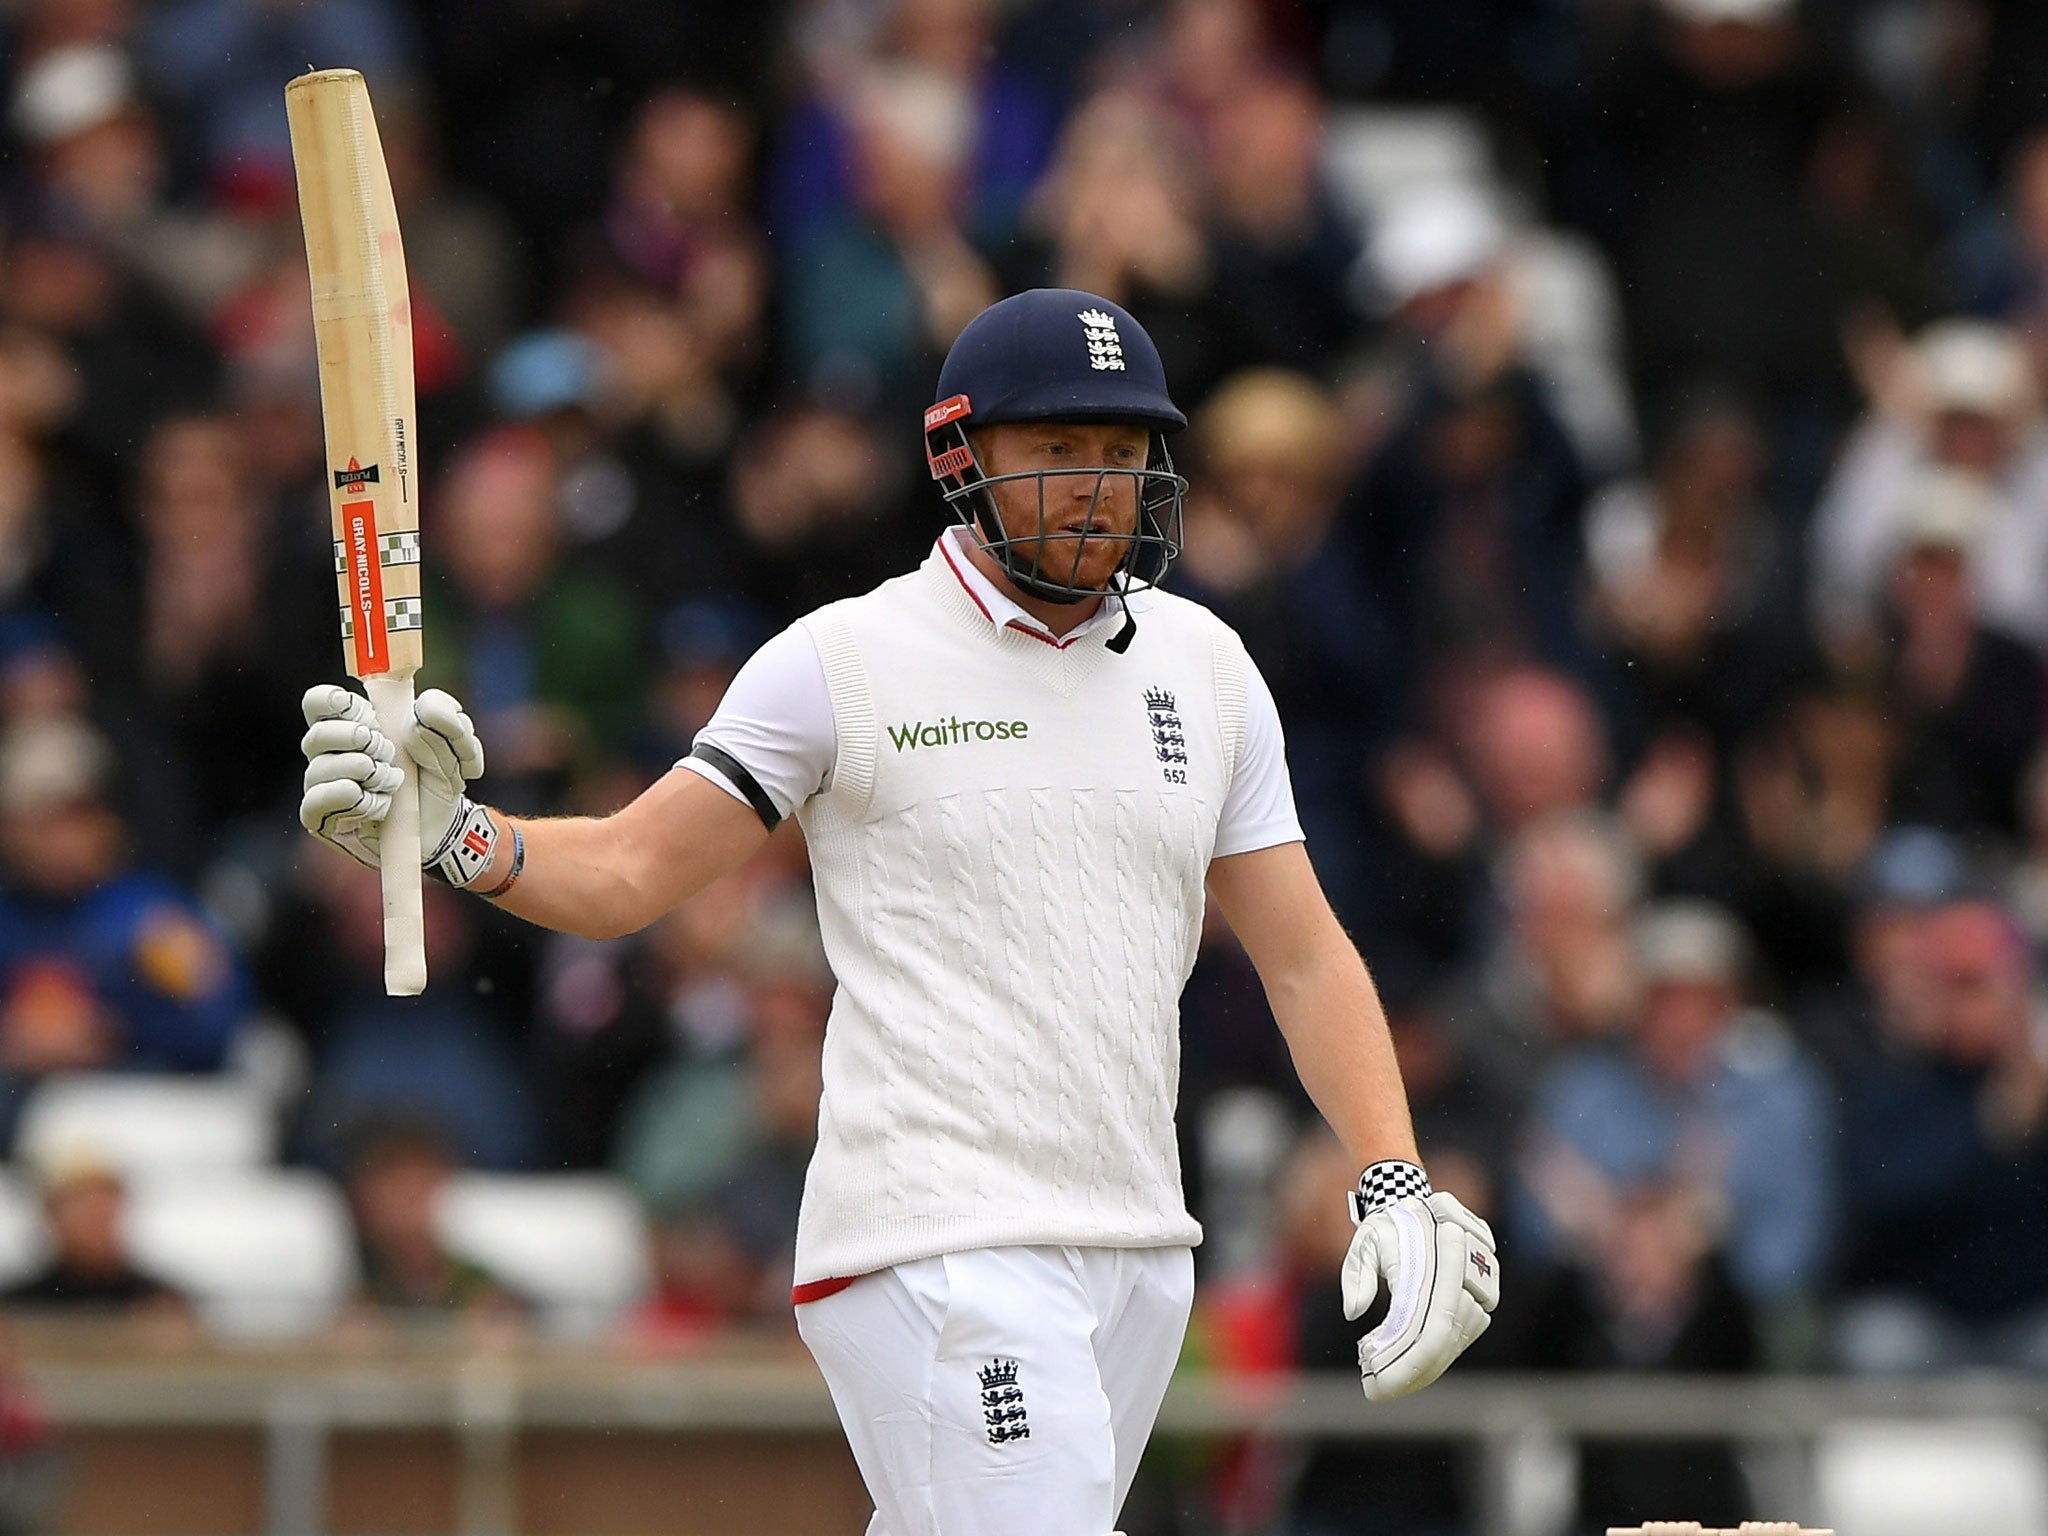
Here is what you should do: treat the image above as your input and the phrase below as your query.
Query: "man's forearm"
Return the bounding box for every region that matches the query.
[1266,942,1421,1171]
[463,809,656,939]
[458,769,771,940]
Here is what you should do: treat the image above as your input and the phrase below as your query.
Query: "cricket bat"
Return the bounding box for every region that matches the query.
[287,68,427,995]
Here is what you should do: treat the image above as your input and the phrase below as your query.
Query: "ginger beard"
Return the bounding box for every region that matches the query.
[969,421,1150,597]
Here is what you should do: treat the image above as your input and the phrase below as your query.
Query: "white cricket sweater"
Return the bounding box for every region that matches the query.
[789,541,1283,1284]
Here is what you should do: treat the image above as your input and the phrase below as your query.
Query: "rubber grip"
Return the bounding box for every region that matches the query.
[364,673,426,994]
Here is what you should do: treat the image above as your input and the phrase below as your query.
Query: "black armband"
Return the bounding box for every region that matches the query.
[689,743,782,832]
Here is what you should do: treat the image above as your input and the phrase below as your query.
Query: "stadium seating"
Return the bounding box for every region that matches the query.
[434,1173,653,1335]
[1816,1418,2048,1536]
[123,1170,359,1337]
[16,1074,274,1178]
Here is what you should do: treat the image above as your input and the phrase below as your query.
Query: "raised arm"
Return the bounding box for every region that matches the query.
[473,767,769,938]
[299,685,771,941]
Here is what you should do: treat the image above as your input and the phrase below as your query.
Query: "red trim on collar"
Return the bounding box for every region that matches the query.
[936,534,996,625]
[1008,620,1065,648]
[935,535,1091,650]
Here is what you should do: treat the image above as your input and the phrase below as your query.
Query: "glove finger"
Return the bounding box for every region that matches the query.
[1463,1238,1500,1315]
[1427,1191,1497,1255]
[300,777,387,838]
[302,683,375,728]
[300,717,393,763]
[1452,1290,1493,1353]
[303,752,403,798]
[413,689,484,779]
[1339,1222,1382,1322]
[406,715,462,788]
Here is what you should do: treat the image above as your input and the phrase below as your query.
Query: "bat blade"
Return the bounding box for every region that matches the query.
[288,68,427,996]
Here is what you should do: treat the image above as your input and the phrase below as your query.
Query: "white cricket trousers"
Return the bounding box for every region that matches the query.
[796,1244,1196,1536]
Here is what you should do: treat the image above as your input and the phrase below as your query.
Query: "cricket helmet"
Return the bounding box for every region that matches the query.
[924,289,1187,604]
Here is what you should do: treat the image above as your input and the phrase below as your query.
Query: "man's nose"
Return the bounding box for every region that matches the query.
[1070,467,1132,502]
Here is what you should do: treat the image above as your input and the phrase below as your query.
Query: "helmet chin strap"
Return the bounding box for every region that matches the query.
[1106,592,1138,654]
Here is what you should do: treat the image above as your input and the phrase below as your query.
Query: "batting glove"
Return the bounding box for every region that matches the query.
[299,684,499,886]
[1341,1160,1499,1402]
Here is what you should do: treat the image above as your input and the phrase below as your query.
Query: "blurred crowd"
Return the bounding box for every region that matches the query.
[2,0,2048,1526]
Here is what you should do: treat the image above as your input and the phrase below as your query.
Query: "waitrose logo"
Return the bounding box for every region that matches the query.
[887,716,1030,750]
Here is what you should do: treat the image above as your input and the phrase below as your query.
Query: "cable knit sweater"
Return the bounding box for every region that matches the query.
[790,550,1265,1283]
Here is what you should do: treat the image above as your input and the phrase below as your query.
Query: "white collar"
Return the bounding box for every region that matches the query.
[929,525,1153,649]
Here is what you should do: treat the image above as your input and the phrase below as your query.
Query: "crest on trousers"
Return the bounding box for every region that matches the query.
[977,1358,1030,1444]
[1078,308,1126,372]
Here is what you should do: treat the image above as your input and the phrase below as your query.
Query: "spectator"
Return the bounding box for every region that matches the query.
[136,0,414,197]
[1201,76,1361,376]
[0,715,247,1147]
[780,66,998,412]
[1812,318,2048,653]
[1508,1159,1761,1530]
[342,1120,521,1321]
[294,857,542,1173]
[1874,469,2046,838]
[1370,663,1612,976]
[590,87,769,441]
[613,896,830,1262]
[773,0,1058,249]
[1173,369,1398,927]
[1005,93,1239,403]
[1361,182,1636,480]
[531,834,803,1171]
[1444,811,1643,1116]
[1799,825,1970,1077]
[1521,898,1835,1361]
[1835,896,2048,1371]
[1346,194,1597,686]
[624,1205,762,1354]
[425,426,645,808]
[1587,0,1842,413]
[1732,681,1897,983]
[0,192,220,509]
[1459,664,1610,843]
[2,1159,189,1320]
[1958,126,2048,364]
[1587,392,1812,757]
[725,402,925,622]
[125,414,331,860]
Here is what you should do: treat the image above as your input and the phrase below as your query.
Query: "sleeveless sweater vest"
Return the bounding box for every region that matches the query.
[790,546,1253,1283]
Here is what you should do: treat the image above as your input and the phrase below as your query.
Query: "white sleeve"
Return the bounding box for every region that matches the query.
[676,622,837,823]
[1212,655,1304,858]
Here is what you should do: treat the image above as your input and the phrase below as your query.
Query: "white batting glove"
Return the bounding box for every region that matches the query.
[299,684,500,886]
[1341,1161,1499,1402]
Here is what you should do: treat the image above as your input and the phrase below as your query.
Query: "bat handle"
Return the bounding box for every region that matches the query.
[364,673,427,996]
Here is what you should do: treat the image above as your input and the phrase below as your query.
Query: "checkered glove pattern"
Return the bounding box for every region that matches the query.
[299,684,486,881]
[1341,1161,1499,1402]
[1348,1160,1434,1221]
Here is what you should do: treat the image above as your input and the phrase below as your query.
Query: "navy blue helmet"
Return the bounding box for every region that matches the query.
[925,289,1187,605]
